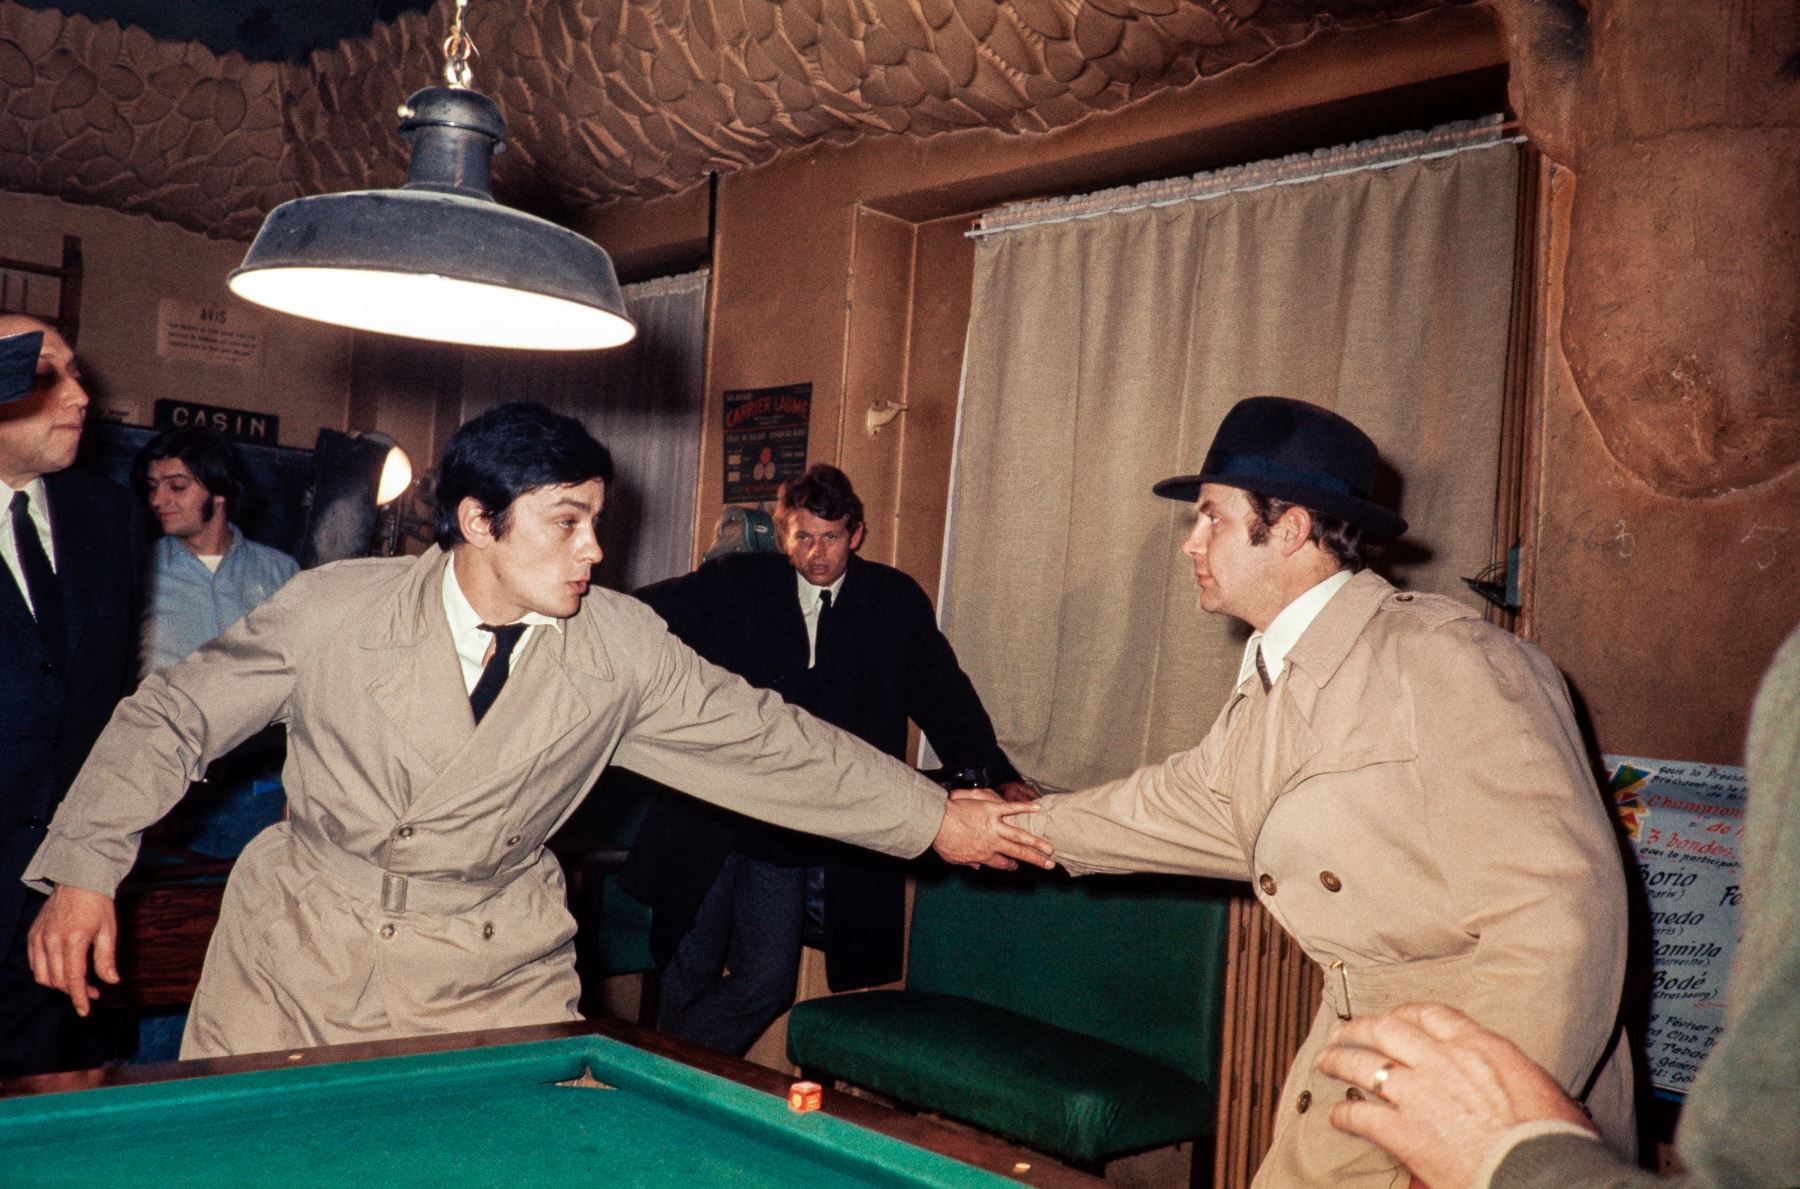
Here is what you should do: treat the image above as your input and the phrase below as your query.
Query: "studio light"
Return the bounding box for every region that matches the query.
[297,429,417,568]
[375,441,414,506]
[228,1,635,352]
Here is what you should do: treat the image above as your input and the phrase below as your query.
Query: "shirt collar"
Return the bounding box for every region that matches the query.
[2,474,49,518]
[2,475,52,557]
[442,558,559,640]
[188,523,245,561]
[795,568,846,614]
[1238,568,1354,687]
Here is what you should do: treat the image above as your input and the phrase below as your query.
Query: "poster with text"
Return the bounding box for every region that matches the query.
[723,383,810,503]
[1606,754,1746,1095]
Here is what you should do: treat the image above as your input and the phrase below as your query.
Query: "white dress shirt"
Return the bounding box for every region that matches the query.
[441,559,558,695]
[1236,567,1354,688]
[2,475,56,617]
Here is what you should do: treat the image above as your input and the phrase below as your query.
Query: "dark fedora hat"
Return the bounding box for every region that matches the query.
[1,329,43,405]
[1153,396,1407,540]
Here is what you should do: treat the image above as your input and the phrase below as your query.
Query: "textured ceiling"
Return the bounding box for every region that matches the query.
[0,0,1458,239]
[6,1,438,62]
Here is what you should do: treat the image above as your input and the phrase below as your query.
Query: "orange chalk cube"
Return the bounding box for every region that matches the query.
[787,1080,823,1113]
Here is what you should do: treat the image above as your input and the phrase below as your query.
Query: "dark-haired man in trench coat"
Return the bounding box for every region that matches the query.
[24,402,1051,1059]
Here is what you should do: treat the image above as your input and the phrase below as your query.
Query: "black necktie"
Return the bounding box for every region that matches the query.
[813,589,833,660]
[1254,644,1272,693]
[469,623,527,724]
[10,490,63,658]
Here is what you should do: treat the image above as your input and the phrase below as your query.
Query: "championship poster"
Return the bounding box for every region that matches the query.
[722,383,810,503]
[1606,754,1747,1095]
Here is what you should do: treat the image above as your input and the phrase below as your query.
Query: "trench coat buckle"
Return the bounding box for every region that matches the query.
[1329,959,1351,1020]
[381,871,409,913]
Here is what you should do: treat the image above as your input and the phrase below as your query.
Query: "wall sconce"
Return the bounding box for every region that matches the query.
[296,429,415,568]
[865,400,908,436]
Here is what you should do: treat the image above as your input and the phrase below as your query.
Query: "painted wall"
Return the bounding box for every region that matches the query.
[1523,167,1799,766]
[0,189,351,448]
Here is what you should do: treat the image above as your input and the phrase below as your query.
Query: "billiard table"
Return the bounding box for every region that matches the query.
[0,1019,1102,1187]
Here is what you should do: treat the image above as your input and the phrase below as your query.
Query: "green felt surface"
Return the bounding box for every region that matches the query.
[0,1036,1017,1188]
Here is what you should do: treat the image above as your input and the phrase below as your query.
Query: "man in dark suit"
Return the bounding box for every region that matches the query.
[0,314,143,1076]
[622,464,1033,1056]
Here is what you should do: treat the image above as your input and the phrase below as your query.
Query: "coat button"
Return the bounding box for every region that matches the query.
[505,834,523,847]
[482,922,495,939]
[1296,1090,1312,1113]
[1258,873,1278,896]
[1395,593,1414,603]
[395,825,414,839]
[379,924,396,939]
[1345,1087,1365,1101]
[1319,871,1342,893]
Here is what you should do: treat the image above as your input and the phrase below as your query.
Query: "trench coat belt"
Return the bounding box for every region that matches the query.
[1317,951,1478,1021]
[295,833,518,915]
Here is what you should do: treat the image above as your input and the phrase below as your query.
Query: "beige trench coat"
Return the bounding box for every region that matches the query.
[27,549,946,1057]
[1031,570,1634,1188]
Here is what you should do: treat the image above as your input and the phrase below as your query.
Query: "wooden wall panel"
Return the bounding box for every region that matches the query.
[1213,895,1323,1188]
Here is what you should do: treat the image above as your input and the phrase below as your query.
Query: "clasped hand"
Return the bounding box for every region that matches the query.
[931,787,1055,871]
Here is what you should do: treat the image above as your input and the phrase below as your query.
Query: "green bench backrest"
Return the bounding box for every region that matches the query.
[904,866,1231,1083]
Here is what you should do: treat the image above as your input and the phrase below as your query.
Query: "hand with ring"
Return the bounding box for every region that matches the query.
[1315,1003,1596,1189]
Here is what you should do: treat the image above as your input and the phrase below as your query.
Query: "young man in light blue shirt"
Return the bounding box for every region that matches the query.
[132,427,298,858]
[134,427,298,677]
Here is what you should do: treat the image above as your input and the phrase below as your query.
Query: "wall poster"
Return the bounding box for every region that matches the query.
[1606,754,1747,1096]
[722,382,810,504]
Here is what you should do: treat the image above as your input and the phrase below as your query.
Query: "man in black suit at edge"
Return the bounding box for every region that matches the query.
[622,464,1034,1057]
[0,315,143,1076]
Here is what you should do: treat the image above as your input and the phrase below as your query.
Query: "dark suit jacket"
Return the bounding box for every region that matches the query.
[1,469,143,958]
[620,551,1017,991]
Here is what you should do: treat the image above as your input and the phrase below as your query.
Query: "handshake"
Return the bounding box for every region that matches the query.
[922,766,1054,872]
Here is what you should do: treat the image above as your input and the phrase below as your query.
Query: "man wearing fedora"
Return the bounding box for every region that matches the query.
[998,396,1634,1187]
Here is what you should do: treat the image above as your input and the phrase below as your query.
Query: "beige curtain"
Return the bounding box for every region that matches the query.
[462,269,709,590]
[944,143,1520,790]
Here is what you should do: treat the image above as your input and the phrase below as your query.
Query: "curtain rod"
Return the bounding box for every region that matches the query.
[970,116,1522,240]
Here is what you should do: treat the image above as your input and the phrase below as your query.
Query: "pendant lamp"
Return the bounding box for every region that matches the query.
[228,3,635,352]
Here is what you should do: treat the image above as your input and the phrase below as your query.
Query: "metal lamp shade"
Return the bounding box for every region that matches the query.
[229,87,636,352]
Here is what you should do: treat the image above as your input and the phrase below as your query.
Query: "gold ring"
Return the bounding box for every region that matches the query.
[1371,1062,1394,1101]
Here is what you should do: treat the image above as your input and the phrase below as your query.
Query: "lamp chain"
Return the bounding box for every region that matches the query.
[442,0,478,89]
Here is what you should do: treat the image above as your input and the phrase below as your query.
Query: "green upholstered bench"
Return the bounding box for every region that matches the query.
[786,865,1229,1172]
